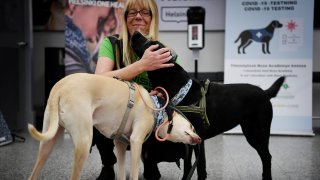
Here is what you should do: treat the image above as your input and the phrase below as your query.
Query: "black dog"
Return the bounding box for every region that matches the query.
[235,20,283,54]
[131,31,285,180]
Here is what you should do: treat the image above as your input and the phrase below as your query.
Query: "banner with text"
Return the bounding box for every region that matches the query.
[64,0,125,75]
[224,0,314,135]
[156,0,225,31]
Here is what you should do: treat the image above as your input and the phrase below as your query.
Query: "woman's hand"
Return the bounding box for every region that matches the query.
[139,44,174,71]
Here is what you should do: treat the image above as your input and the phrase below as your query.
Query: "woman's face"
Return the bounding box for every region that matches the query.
[71,6,112,43]
[126,5,152,36]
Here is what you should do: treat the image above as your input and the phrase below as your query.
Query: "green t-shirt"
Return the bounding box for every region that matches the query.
[98,37,153,90]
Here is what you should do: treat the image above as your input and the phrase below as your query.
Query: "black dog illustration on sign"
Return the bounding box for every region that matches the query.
[235,20,283,54]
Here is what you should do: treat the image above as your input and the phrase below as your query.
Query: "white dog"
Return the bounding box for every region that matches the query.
[28,73,201,180]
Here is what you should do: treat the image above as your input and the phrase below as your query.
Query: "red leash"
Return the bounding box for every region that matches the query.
[134,83,173,141]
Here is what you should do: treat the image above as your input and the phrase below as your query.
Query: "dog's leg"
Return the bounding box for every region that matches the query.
[262,43,266,54]
[241,120,272,180]
[182,146,193,180]
[129,119,153,180]
[195,142,207,180]
[114,140,127,180]
[237,31,252,54]
[238,40,247,54]
[66,115,93,180]
[237,44,242,54]
[242,40,253,54]
[129,137,144,180]
[71,137,92,180]
[28,126,64,180]
[266,41,270,54]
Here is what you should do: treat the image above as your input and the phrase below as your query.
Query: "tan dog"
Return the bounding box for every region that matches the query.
[28,73,201,180]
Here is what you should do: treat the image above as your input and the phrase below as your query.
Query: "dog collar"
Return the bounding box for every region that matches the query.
[150,95,166,131]
[171,79,193,105]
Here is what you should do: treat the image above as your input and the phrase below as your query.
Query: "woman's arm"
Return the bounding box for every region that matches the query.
[95,44,174,81]
[95,56,144,80]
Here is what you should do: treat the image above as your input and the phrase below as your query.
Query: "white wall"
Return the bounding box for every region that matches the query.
[159,31,225,72]
[32,30,320,124]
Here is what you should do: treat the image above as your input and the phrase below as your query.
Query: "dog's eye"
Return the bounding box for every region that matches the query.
[190,124,194,131]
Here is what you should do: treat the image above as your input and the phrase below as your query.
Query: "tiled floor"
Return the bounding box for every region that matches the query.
[1,130,320,180]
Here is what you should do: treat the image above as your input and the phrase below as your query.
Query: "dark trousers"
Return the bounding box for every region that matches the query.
[92,127,117,166]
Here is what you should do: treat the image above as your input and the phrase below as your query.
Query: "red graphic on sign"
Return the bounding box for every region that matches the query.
[286,20,298,32]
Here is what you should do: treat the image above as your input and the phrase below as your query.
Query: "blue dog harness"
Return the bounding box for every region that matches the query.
[250,29,273,42]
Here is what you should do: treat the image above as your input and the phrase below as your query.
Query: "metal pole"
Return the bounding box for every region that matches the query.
[17,0,34,130]
[192,50,200,79]
[194,59,198,79]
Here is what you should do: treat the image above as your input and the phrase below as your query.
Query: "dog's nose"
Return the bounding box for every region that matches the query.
[191,136,202,144]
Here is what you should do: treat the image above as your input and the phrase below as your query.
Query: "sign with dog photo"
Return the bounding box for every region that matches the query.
[224,0,314,135]
[64,0,125,75]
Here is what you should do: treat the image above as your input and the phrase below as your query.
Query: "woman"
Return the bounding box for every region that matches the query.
[64,2,121,75]
[93,0,175,179]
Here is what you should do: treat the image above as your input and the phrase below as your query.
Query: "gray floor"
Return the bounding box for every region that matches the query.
[1,130,320,180]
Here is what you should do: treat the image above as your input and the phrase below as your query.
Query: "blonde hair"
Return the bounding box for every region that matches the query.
[119,0,159,66]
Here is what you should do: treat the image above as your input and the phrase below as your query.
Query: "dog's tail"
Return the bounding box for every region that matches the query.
[234,36,240,43]
[28,95,60,141]
[264,76,285,99]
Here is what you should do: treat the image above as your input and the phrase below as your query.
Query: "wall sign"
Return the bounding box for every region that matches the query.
[224,0,314,135]
[224,0,315,135]
[157,0,225,31]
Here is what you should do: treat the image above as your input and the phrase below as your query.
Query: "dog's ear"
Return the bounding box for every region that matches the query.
[131,31,148,57]
[131,31,161,57]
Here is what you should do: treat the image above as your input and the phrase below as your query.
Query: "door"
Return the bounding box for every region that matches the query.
[0,0,33,131]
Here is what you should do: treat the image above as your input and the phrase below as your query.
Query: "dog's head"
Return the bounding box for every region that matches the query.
[271,20,283,28]
[130,31,177,64]
[157,111,201,145]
